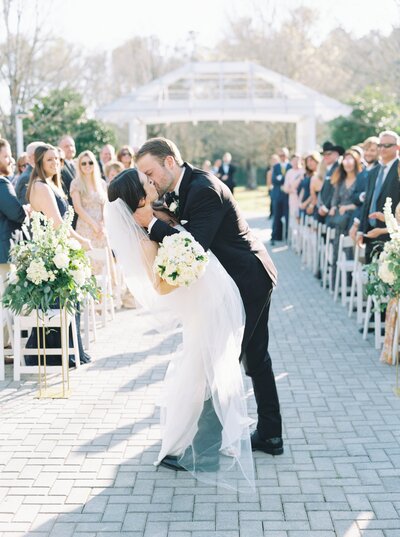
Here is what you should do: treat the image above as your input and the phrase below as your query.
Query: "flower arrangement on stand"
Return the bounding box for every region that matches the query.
[2,210,99,397]
[366,197,400,395]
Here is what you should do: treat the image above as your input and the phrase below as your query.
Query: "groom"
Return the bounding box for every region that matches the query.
[134,138,283,469]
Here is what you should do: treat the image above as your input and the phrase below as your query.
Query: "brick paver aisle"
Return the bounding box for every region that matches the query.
[1,215,400,537]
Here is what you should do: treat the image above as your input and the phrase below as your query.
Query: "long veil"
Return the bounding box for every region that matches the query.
[105,199,254,491]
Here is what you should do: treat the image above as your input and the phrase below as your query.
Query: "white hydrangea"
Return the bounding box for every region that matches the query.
[26,259,49,285]
[70,268,86,286]
[68,238,81,251]
[53,251,70,269]
[378,260,395,285]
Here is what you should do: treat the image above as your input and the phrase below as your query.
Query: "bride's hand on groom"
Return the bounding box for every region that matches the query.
[134,203,153,228]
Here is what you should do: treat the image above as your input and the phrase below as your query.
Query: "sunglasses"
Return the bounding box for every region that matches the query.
[81,160,94,166]
[120,151,131,157]
[377,143,396,149]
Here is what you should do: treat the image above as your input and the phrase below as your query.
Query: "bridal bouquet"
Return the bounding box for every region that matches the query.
[366,197,400,301]
[154,232,209,287]
[2,210,99,315]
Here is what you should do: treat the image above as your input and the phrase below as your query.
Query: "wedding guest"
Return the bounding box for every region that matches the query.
[99,144,116,179]
[12,153,28,187]
[317,141,344,222]
[211,158,222,175]
[367,169,400,364]
[217,152,236,194]
[70,150,114,278]
[357,130,400,263]
[349,136,380,241]
[0,138,27,347]
[282,153,303,223]
[26,143,92,365]
[202,159,212,172]
[58,135,76,196]
[15,141,45,204]
[104,160,124,183]
[271,147,291,244]
[117,145,135,169]
[298,152,321,218]
[328,149,362,285]
[266,154,279,220]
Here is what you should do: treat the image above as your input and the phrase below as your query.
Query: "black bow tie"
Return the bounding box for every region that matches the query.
[165,191,178,206]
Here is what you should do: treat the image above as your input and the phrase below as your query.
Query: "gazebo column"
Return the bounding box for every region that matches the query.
[296,115,316,155]
[129,120,147,150]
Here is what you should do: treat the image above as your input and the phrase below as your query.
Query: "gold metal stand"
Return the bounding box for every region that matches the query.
[393,299,400,397]
[35,305,71,399]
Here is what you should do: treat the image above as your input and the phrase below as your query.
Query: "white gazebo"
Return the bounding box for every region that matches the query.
[96,61,351,154]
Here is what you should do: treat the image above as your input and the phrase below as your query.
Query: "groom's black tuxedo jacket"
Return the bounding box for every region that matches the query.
[150,163,277,315]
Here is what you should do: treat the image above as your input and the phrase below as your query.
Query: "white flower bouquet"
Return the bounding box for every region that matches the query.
[2,210,99,315]
[154,232,209,287]
[366,197,400,300]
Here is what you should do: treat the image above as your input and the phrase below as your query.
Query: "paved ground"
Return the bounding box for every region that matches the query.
[1,214,400,537]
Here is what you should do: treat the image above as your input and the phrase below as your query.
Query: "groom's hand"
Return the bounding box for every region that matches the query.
[134,204,153,228]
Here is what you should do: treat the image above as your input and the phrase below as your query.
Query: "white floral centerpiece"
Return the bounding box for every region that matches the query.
[366,197,400,300]
[154,232,209,287]
[2,210,99,315]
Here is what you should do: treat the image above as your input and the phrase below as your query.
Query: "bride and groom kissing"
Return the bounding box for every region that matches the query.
[107,137,283,486]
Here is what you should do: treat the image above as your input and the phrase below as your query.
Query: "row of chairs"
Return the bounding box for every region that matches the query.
[0,248,116,381]
[289,216,395,362]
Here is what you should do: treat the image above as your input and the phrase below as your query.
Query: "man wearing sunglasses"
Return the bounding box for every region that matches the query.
[357,130,400,262]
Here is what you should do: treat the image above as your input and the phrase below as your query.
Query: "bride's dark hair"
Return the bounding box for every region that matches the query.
[107,168,146,213]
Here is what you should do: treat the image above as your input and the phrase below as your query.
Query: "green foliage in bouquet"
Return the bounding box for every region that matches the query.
[365,197,400,305]
[2,210,100,315]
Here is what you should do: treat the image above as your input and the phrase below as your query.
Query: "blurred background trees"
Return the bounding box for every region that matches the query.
[1,0,399,185]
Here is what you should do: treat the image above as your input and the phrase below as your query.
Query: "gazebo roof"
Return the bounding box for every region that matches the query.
[96,61,351,125]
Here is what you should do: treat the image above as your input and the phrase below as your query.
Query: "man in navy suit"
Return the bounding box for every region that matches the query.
[271,147,291,245]
[0,138,27,345]
[357,130,400,263]
[134,137,283,470]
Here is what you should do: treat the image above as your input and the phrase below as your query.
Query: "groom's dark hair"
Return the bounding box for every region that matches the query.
[107,168,146,213]
[135,137,183,166]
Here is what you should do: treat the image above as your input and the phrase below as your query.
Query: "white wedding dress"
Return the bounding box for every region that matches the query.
[105,200,255,491]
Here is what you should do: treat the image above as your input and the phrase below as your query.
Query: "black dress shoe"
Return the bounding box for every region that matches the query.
[80,353,92,364]
[159,455,187,471]
[251,431,284,455]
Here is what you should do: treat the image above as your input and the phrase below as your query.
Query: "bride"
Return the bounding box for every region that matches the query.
[105,168,254,491]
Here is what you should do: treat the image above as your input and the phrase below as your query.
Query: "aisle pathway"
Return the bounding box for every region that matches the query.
[1,215,400,537]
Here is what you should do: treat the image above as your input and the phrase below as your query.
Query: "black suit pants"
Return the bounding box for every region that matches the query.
[240,277,282,439]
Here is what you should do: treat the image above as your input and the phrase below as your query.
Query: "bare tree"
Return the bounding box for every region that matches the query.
[0,0,81,151]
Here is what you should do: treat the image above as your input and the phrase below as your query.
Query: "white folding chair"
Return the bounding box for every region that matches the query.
[348,244,367,323]
[334,234,355,305]
[13,309,80,381]
[0,278,13,381]
[87,248,115,328]
[82,296,97,351]
[362,295,386,350]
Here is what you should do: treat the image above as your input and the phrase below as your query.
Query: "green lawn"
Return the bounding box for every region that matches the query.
[234,186,270,215]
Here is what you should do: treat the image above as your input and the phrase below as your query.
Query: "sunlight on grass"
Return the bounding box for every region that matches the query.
[234,186,270,215]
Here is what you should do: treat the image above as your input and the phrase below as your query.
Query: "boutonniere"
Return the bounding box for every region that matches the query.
[180,220,188,226]
[167,199,180,216]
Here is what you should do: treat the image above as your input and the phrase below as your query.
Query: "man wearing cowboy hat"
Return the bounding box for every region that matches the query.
[317,141,345,222]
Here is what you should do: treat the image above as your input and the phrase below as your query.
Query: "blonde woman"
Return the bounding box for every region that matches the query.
[70,150,113,275]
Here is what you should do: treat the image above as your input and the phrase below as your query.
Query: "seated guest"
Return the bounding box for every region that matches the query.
[328,149,362,285]
[297,152,321,218]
